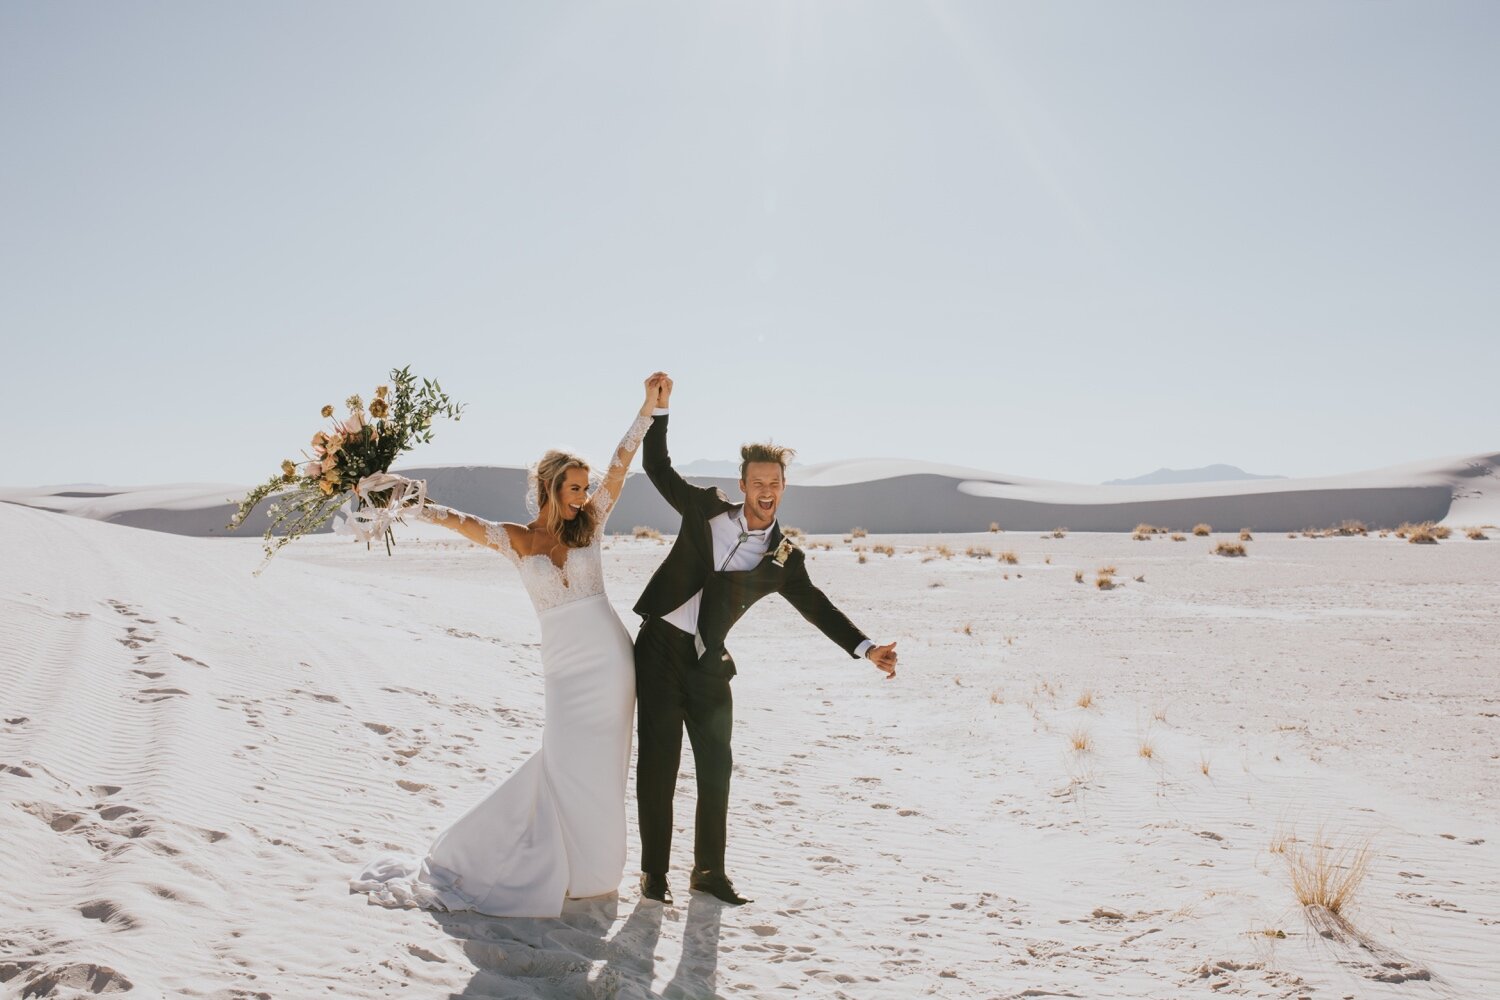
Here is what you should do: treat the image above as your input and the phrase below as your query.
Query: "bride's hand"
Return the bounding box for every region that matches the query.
[643,372,670,414]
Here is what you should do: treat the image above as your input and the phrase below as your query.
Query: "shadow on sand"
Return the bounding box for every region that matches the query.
[435,891,723,999]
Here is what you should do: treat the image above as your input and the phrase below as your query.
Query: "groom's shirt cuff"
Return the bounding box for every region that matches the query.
[651,408,669,416]
[853,639,873,659]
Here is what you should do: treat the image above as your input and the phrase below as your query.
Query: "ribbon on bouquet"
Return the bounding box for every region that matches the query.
[336,472,428,544]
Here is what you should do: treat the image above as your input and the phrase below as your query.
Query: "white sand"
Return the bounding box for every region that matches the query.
[2,503,1497,998]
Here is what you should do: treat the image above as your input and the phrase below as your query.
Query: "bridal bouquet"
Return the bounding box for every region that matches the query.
[229,366,464,571]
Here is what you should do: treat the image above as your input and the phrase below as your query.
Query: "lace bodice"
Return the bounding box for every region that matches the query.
[411,413,651,614]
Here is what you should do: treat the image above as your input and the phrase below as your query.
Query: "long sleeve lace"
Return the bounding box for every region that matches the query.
[414,503,519,564]
[590,412,653,533]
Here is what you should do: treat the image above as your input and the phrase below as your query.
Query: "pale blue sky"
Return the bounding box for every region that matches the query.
[4,2,1496,487]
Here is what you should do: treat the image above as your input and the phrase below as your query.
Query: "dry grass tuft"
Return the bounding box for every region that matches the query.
[966,546,992,559]
[998,550,1019,565]
[1432,524,1452,539]
[872,544,895,557]
[1239,528,1253,541]
[1467,527,1489,540]
[988,521,1001,533]
[1404,522,1439,544]
[1198,754,1211,777]
[1076,689,1095,709]
[632,525,663,541]
[1069,728,1093,753]
[936,544,954,559]
[1151,705,1168,723]
[1281,827,1374,916]
[990,689,1004,705]
[1334,520,1368,536]
[1193,523,1212,536]
[783,526,805,539]
[849,526,868,539]
[1095,573,1116,590]
[1213,541,1247,557]
[1137,739,1156,760]
[1074,570,1084,584]
[1052,527,1068,538]
[857,552,868,564]
[1171,533,1186,542]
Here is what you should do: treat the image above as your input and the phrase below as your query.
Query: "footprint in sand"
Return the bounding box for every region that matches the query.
[363,722,396,735]
[2,763,33,778]
[6,961,134,996]
[172,653,209,668]
[397,780,429,793]
[134,688,189,703]
[78,900,141,932]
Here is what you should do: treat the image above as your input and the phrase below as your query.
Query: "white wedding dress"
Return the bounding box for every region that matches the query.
[350,415,650,918]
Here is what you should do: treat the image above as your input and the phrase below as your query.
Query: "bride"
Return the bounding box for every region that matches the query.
[351,373,667,918]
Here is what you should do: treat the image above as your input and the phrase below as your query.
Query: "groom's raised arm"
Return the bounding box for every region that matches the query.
[642,411,695,515]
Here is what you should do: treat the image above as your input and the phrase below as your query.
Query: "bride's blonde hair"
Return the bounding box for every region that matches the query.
[533,449,597,548]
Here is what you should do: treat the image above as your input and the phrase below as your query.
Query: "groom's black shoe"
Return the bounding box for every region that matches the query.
[689,867,751,905]
[640,872,673,905]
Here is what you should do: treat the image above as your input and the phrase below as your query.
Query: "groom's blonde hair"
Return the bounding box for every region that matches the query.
[739,442,795,481]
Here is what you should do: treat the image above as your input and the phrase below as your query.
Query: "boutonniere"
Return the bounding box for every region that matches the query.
[771,537,795,567]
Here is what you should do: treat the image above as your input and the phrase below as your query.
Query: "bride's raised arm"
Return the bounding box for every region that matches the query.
[590,374,667,531]
[409,496,523,563]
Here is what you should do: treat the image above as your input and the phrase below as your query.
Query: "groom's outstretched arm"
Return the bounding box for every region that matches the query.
[781,554,898,678]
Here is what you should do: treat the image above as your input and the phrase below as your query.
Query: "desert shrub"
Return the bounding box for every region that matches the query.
[997,550,1019,565]
[1239,528,1253,541]
[1073,570,1084,583]
[1280,828,1373,916]
[989,521,1000,533]
[1406,523,1438,544]
[1213,541,1247,557]
[632,525,662,540]
[966,546,991,559]
[1193,523,1211,536]
[1170,533,1186,542]
[1467,527,1489,540]
[1052,528,1067,538]
[850,526,868,538]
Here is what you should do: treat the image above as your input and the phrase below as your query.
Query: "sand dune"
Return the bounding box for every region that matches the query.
[3,501,1497,997]
[3,450,1496,539]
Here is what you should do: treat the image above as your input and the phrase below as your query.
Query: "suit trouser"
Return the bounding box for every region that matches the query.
[634,617,734,876]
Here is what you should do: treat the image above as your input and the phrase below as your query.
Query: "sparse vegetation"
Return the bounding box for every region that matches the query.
[1404,522,1439,544]
[850,527,867,539]
[857,552,868,564]
[872,544,895,557]
[990,689,1004,705]
[1198,754,1211,777]
[1138,739,1156,760]
[1074,570,1084,583]
[1467,527,1489,540]
[1239,528,1253,541]
[1095,573,1116,590]
[632,525,662,541]
[1069,728,1093,753]
[1171,533,1186,542]
[1193,523,1212,536]
[1333,520,1368,536]
[1076,689,1095,709]
[1281,827,1374,916]
[1213,541,1247,557]
[998,550,1019,565]
[936,544,954,559]
[783,526,805,539]
[1052,528,1068,538]
[966,545,992,559]
[1152,705,1168,723]
[989,522,1001,533]
[1432,524,1452,540]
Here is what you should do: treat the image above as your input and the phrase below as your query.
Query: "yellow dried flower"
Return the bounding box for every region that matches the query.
[346,394,362,412]
[311,431,327,447]
[368,398,389,419]
[321,404,334,418]
[280,459,297,481]
[374,385,389,400]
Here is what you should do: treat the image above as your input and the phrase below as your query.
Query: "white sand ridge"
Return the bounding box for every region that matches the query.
[3,450,1496,538]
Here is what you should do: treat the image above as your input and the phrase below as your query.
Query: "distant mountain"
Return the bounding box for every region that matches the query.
[1103,465,1285,486]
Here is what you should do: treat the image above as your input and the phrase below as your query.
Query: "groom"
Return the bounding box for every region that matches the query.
[632,375,899,906]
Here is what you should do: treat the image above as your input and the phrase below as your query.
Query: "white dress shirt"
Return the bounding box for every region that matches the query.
[654,409,873,660]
